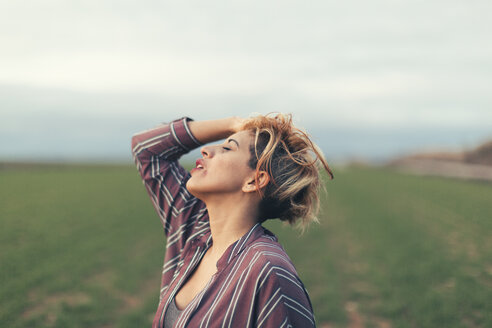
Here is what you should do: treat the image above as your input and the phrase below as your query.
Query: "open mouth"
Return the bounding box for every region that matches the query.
[192,159,205,173]
[195,159,205,170]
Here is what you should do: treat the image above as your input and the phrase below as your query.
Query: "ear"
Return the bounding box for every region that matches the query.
[242,170,270,193]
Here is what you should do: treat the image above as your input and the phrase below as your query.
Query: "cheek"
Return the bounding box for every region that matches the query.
[186,161,249,195]
[208,162,244,186]
[216,159,251,180]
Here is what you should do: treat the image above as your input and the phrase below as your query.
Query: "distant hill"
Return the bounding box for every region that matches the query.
[386,138,492,182]
[464,140,492,165]
[389,139,492,166]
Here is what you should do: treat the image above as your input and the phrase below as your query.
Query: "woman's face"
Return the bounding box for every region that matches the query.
[186,130,256,199]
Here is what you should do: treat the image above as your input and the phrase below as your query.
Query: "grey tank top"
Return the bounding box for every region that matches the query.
[163,296,184,328]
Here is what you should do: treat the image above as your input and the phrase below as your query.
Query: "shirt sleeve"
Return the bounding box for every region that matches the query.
[130,116,207,246]
[253,262,317,327]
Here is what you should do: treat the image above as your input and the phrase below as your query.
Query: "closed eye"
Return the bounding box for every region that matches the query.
[223,147,231,151]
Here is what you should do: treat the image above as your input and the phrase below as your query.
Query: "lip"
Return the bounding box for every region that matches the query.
[191,159,205,175]
[195,158,205,169]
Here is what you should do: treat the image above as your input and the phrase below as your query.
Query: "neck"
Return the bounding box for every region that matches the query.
[204,193,260,260]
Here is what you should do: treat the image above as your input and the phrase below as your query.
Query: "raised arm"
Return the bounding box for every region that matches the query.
[186,116,244,144]
[130,116,242,244]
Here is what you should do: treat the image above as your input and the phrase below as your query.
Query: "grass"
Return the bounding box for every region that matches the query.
[0,163,491,327]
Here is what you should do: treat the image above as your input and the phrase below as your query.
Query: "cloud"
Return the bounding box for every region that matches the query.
[1,0,491,161]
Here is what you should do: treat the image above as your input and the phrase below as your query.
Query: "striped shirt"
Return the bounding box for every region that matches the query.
[131,116,317,328]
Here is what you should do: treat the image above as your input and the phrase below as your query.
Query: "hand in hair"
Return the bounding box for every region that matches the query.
[230,116,248,133]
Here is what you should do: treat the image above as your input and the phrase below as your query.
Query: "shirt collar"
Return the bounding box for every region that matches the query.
[199,222,276,271]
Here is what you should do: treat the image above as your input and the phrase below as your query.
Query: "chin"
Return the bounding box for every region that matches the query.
[185,179,195,194]
[186,179,205,200]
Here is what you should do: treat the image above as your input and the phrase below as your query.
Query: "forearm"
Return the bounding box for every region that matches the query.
[131,117,202,164]
[187,117,241,145]
[131,116,207,240]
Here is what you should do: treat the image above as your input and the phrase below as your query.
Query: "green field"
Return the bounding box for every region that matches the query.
[1,163,491,328]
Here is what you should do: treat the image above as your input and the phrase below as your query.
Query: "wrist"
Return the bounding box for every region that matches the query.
[230,116,246,133]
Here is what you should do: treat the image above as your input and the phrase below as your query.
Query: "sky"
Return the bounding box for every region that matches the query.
[1,0,491,164]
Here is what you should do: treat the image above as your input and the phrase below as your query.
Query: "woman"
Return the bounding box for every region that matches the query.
[131,113,333,328]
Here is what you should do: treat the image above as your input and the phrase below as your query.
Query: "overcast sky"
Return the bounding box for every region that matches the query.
[1,0,491,164]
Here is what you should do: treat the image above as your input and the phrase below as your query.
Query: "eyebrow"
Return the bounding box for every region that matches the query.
[227,138,240,149]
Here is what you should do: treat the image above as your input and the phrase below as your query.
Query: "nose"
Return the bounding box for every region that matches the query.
[200,145,211,158]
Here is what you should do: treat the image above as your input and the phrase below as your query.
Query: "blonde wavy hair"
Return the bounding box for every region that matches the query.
[240,112,334,235]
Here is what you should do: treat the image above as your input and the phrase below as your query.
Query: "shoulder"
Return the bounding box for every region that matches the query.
[244,228,316,326]
[244,227,307,294]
